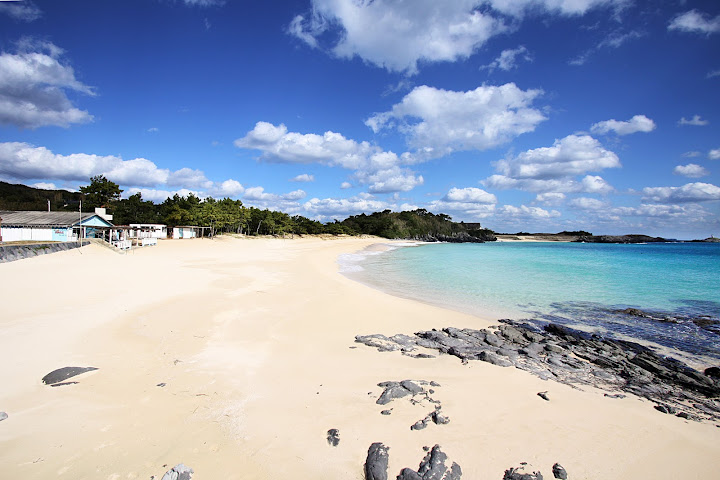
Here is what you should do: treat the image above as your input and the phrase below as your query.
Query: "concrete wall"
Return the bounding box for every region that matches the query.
[0,242,88,264]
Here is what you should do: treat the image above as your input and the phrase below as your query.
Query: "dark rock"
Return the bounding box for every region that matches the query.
[160,463,193,480]
[397,468,424,480]
[503,466,544,480]
[704,366,720,378]
[551,463,567,479]
[42,366,98,385]
[377,383,412,405]
[654,404,676,415]
[604,393,626,399]
[410,419,428,430]
[0,412,7,422]
[431,410,450,425]
[50,381,79,387]
[157,383,166,387]
[356,334,402,352]
[365,443,389,480]
[381,409,392,415]
[327,428,340,446]
[617,307,650,317]
[401,380,424,394]
[537,391,550,401]
[416,445,461,480]
[478,351,512,367]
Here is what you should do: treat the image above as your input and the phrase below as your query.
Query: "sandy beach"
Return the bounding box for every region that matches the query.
[1,236,718,480]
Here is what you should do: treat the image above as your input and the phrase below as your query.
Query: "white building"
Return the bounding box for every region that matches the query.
[0,210,114,243]
[129,224,167,239]
[173,226,199,239]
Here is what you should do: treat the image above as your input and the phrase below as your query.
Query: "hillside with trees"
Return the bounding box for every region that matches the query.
[0,178,495,241]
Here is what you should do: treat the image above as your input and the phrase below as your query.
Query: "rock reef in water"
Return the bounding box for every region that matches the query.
[575,234,667,243]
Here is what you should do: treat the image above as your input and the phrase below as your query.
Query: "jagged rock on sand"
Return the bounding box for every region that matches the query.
[397,445,462,480]
[326,428,340,446]
[364,442,389,480]
[160,463,193,480]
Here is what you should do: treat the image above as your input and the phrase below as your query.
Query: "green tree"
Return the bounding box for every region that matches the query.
[79,175,123,211]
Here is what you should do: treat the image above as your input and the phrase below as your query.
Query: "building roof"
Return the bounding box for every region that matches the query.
[0,211,112,227]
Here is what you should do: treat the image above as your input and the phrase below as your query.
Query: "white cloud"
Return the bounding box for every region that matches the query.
[669,10,720,35]
[0,40,95,129]
[303,193,394,220]
[240,186,306,213]
[494,135,620,180]
[535,192,566,206]
[678,115,709,126]
[31,182,57,190]
[290,173,315,182]
[682,151,701,158]
[236,122,422,193]
[211,179,244,197]
[0,1,42,21]
[708,70,720,79]
[581,175,614,194]
[570,29,643,66]
[488,0,629,17]
[569,197,608,210]
[182,0,225,6]
[497,204,560,218]
[642,183,720,203]
[673,164,709,178]
[289,0,505,74]
[427,187,497,218]
[147,127,159,133]
[366,84,546,159]
[590,114,656,135]
[613,203,708,219]
[480,46,532,72]
[340,181,352,189]
[709,149,720,160]
[0,142,228,194]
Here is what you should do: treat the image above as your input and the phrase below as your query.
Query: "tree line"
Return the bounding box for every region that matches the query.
[1,176,495,239]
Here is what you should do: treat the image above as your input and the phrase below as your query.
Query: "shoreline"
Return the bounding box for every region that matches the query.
[1,236,719,479]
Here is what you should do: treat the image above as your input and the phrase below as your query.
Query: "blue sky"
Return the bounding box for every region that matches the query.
[0,0,719,238]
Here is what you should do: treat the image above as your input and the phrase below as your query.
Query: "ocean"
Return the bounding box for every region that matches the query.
[340,241,720,363]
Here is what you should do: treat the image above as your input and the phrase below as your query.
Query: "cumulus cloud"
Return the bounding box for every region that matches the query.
[673,164,709,178]
[241,186,306,212]
[487,0,629,17]
[497,204,560,219]
[480,46,532,72]
[427,187,497,218]
[340,181,352,189]
[0,1,42,21]
[290,173,315,182]
[235,121,422,193]
[182,0,225,6]
[569,197,608,210]
[0,40,94,128]
[678,115,709,126]
[494,135,620,180]
[303,193,394,220]
[366,84,546,159]
[642,182,720,203]
[535,192,566,206]
[590,114,656,135]
[708,149,720,160]
[288,0,505,74]
[668,10,720,35]
[682,151,702,158]
[0,141,249,199]
[31,182,57,190]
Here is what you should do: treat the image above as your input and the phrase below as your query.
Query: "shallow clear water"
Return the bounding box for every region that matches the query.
[341,242,720,360]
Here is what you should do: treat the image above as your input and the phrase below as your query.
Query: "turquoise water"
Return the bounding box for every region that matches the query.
[342,242,720,360]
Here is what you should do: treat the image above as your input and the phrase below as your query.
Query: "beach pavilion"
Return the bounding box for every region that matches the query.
[0,210,114,243]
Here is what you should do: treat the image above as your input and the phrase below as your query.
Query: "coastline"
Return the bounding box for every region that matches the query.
[0,236,718,479]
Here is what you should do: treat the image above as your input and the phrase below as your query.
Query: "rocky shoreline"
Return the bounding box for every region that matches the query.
[355,321,720,423]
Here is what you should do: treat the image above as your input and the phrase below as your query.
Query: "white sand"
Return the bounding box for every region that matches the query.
[0,236,718,479]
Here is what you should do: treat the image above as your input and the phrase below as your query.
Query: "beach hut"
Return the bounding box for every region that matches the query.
[0,210,114,242]
[129,224,168,239]
[172,226,200,239]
